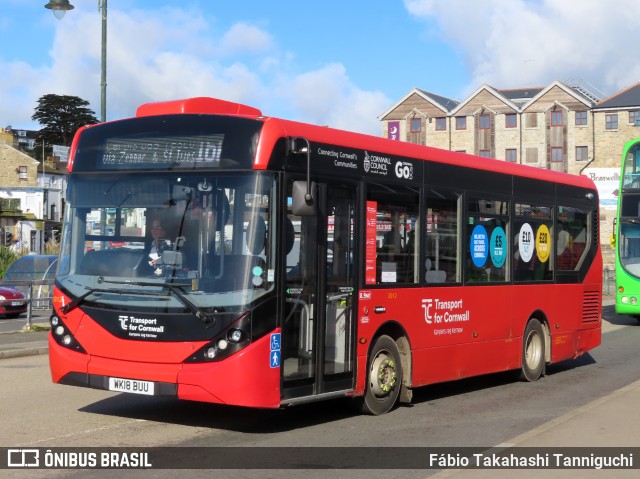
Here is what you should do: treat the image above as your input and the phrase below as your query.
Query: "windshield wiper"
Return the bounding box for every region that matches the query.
[61,281,217,325]
[60,287,104,314]
[100,279,217,325]
[60,287,170,315]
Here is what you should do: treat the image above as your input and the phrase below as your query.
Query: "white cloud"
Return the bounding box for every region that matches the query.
[404,0,640,97]
[0,61,44,129]
[220,23,274,55]
[1,6,384,135]
[287,63,389,135]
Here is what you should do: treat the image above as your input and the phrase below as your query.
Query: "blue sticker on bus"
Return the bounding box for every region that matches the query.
[470,225,488,268]
[270,350,281,368]
[490,226,506,268]
[270,333,281,351]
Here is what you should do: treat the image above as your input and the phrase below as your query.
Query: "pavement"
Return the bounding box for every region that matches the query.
[0,321,49,359]
[2,295,639,476]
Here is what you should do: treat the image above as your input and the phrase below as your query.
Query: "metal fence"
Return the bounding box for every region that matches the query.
[1,280,54,328]
[603,267,615,295]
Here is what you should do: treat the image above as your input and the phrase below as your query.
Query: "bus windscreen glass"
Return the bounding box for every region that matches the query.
[57,172,276,341]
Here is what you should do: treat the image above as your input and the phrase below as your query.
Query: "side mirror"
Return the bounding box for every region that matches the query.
[292,180,316,216]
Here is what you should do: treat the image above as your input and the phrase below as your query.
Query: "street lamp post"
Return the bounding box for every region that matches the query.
[45,0,107,123]
[44,0,73,19]
[99,0,107,123]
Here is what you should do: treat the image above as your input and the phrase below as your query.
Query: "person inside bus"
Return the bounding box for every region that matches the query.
[148,219,172,275]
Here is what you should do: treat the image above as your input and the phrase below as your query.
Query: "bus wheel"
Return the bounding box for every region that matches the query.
[361,335,403,415]
[520,319,545,382]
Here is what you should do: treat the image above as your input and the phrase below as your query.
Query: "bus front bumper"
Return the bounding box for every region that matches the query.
[49,332,281,409]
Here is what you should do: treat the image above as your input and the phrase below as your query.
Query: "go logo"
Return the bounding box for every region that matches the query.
[395,161,414,180]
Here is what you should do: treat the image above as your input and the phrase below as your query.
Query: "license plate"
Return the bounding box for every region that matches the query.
[108,377,155,395]
[11,301,25,306]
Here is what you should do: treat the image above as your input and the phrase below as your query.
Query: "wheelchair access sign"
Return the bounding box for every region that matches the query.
[269,333,281,368]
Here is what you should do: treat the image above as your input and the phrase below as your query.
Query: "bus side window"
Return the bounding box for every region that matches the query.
[557,206,590,271]
[367,184,419,285]
[425,189,461,284]
[513,204,553,282]
[465,198,509,284]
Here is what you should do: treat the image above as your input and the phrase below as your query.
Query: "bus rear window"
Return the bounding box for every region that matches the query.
[557,207,590,271]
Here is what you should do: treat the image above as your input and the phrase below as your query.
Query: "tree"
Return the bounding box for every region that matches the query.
[0,245,18,278]
[32,94,99,147]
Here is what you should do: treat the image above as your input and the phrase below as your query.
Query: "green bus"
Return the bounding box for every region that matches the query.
[614,138,640,317]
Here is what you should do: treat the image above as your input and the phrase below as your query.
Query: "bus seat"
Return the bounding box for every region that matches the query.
[285,218,295,255]
[426,270,446,283]
[425,257,446,283]
[246,217,266,255]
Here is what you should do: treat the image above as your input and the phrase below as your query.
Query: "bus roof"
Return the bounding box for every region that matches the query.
[76,96,595,191]
[257,115,596,190]
[135,97,263,117]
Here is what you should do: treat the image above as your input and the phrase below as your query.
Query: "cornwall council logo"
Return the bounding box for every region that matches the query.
[363,151,371,173]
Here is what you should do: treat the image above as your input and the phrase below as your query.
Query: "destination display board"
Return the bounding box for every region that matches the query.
[70,115,263,172]
[98,135,224,170]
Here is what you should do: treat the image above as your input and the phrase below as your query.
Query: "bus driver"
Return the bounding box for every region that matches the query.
[148,219,172,274]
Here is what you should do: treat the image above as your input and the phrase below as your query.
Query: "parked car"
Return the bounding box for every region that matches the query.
[0,255,58,309]
[0,286,28,318]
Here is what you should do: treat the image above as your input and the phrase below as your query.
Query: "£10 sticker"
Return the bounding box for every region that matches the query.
[519,223,534,263]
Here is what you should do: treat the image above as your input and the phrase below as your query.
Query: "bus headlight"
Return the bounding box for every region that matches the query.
[205,347,217,359]
[185,313,251,363]
[49,315,86,353]
[228,329,243,343]
[631,297,638,305]
[622,296,629,304]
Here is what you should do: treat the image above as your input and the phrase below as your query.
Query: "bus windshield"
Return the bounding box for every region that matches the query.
[57,172,276,312]
[624,145,640,189]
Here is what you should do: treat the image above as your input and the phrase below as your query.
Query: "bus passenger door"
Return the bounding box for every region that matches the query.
[282,181,356,400]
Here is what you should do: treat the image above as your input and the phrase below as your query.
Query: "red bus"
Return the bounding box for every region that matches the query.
[49,97,602,415]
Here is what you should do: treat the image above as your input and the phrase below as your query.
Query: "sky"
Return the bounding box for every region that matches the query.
[2,0,640,136]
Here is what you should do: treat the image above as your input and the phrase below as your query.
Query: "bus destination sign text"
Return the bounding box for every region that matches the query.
[98,135,224,169]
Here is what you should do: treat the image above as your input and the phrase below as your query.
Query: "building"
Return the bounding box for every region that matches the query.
[379,80,640,270]
[10,128,39,152]
[41,157,67,244]
[0,134,66,254]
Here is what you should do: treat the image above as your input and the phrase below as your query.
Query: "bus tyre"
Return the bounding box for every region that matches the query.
[520,319,545,382]
[361,335,403,415]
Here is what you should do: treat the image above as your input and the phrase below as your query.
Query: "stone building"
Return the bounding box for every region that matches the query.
[380,80,640,271]
[0,141,43,252]
[0,133,66,254]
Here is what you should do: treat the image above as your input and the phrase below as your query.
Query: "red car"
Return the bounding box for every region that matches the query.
[0,286,27,319]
